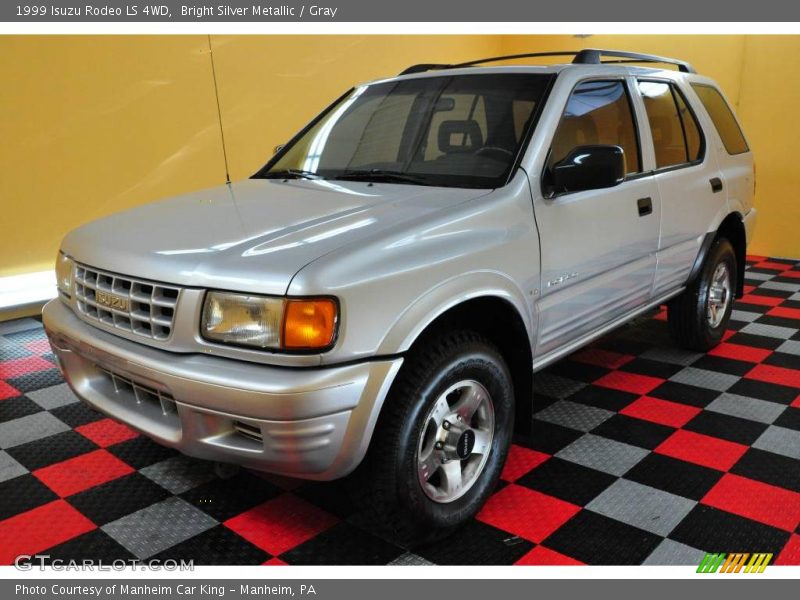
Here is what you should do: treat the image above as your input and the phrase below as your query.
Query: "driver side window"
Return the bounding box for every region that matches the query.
[548,80,641,176]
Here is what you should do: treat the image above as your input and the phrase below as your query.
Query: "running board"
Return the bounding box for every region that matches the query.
[531,288,685,373]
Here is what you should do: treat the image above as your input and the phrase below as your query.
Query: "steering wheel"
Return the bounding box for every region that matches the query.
[474,146,515,161]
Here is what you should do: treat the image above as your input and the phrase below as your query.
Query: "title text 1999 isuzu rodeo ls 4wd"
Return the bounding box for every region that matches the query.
[43,49,756,543]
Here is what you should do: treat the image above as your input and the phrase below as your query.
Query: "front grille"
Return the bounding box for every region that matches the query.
[99,367,177,416]
[74,264,180,340]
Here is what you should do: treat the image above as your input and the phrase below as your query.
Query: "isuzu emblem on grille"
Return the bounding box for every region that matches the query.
[95,290,129,311]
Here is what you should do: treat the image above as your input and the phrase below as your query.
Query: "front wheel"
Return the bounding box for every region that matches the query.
[668,237,737,351]
[352,330,514,546]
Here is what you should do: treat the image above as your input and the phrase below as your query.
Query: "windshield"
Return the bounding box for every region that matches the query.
[255,74,552,189]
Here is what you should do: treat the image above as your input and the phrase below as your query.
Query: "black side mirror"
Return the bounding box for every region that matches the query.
[273,144,285,155]
[549,145,625,194]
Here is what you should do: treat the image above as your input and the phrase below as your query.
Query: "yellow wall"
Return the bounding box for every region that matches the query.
[1,35,798,279]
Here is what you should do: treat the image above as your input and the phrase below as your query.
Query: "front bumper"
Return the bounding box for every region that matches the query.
[42,299,403,480]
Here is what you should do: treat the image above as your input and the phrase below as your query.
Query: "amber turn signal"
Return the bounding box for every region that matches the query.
[282,299,338,349]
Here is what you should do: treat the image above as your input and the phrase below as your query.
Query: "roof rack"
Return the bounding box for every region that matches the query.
[398,48,695,76]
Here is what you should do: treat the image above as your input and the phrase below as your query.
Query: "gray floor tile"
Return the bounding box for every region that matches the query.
[0,412,70,449]
[587,479,696,536]
[140,455,217,494]
[388,552,435,566]
[27,383,79,410]
[0,318,42,335]
[740,323,797,340]
[776,340,800,356]
[535,400,614,432]
[743,271,774,281]
[0,450,28,482]
[752,426,800,460]
[102,497,217,559]
[761,281,800,293]
[706,393,786,425]
[670,367,739,392]
[640,347,703,366]
[533,373,586,399]
[730,310,760,323]
[555,434,648,476]
[644,539,706,566]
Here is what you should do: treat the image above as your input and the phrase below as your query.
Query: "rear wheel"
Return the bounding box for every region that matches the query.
[668,237,737,351]
[351,330,514,547]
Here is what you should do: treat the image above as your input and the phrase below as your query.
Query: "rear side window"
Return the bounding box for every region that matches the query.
[548,80,641,175]
[637,80,703,169]
[691,84,749,155]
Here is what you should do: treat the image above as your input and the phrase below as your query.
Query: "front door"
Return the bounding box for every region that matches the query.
[532,78,661,358]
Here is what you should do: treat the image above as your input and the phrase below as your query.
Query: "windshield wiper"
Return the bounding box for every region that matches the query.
[333,169,429,185]
[258,169,324,180]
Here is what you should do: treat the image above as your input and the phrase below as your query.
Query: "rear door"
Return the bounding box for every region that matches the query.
[532,78,661,357]
[634,78,727,297]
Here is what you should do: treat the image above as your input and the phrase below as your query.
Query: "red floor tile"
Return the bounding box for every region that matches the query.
[33,449,134,497]
[792,395,800,409]
[224,494,338,556]
[620,396,701,428]
[0,500,95,564]
[746,255,767,262]
[708,342,772,364]
[753,261,793,272]
[501,446,549,482]
[0,381,20,400]
[739,294,784,307]
[775,534,800,566]
[655,430,748,472]
[702,473,800,532]
[743,284,757,294]
[780,270,800,279]
[0,356,54,379]
[767,307,800,320]
[572,348,634,370]
[746,364,800,389]
[515,545,584,566]
[263,557,289,566]
[23,339,53,355]
[593,371,664,395]
[476,484,580,543]
[75,418,139,448]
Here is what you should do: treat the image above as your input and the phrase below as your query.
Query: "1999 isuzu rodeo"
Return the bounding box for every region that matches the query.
[43,49,756,542]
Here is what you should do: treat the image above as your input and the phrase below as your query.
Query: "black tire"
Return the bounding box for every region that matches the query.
[349,330,514,547]
[668,237,737,351]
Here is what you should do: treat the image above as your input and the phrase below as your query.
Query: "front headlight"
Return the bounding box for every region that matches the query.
[200,292,338,351]
[55,252,74,297]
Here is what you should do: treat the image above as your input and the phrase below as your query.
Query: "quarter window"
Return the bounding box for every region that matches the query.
[691,84,749,155]
[638,81,703,169]
[548,80,641,176]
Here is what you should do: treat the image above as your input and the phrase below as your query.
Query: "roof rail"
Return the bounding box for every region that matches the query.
[398,48,695,76]
[573,48,695,73]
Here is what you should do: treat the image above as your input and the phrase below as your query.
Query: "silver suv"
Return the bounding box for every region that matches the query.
[44,49,756,543]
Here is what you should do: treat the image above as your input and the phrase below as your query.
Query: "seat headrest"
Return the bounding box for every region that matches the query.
[438,120,484,154]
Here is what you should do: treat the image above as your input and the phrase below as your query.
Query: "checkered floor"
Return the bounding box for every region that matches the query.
[1,255,799,566]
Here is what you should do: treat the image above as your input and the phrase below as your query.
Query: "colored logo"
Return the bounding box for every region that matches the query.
[697,552,772,573]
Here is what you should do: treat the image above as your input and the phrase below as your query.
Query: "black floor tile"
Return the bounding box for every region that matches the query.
[543,510,663,565]
[415,520,533,566]
[152,525,270,565]
[623,453,723,501]
[68,473,171,525]
[7,430,98,471]
[517,457,617,506]
[282,522,404,566]
[669,504,790,556]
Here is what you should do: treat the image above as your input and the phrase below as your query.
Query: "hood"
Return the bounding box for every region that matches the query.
[62,178,486,295]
